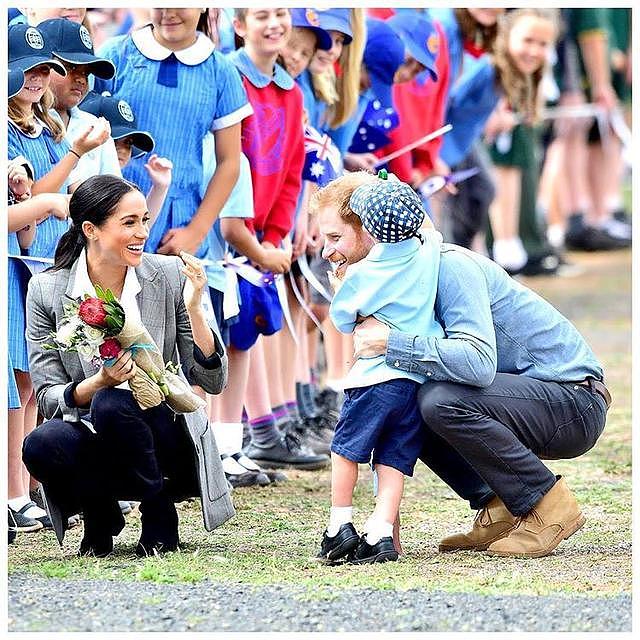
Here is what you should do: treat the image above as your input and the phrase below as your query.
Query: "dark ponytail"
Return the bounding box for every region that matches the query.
[51,175,140,272]
[197,9,211,39]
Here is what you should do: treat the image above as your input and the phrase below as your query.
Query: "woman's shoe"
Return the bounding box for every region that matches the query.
[78,534,113,558]
[135,538,179,557]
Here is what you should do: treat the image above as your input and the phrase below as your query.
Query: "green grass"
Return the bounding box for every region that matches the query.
[8,250,631,598]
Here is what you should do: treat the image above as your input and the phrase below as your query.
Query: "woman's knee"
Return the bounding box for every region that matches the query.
[22,419,69,478]
[91,388,137,428]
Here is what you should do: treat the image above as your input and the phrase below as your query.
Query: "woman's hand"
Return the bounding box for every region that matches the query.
[353,316,390,359]
[73,117,112,155]
[180,251,207,312]
[98,349,137,387]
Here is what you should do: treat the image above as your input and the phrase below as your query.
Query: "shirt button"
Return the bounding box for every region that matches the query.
[394,360,400,367]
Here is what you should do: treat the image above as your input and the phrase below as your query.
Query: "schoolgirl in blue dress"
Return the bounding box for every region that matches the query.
[94,8,252,260]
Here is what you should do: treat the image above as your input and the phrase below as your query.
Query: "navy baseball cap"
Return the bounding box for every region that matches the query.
[387,12,439,82]
[350,171,426,243]
[8,24,67,76]
[314,8,353,45]
[363,19,405,110]
[290,8,332,51]
[80,92,155,157]
[37,19,115,79]
[9,66,25,99]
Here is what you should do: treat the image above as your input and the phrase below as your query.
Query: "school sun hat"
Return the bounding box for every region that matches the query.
[8,23,67,76]
[37,18,116,80]
[80,91,155,157]
[349,170,426,243]
[387,12,439,82]
[313,8,353,45]
[290,8,333,51]
[8,66,25,99]
[363,18,405,110]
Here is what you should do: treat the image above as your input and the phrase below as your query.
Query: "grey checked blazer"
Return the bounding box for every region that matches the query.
[26,253,234,538]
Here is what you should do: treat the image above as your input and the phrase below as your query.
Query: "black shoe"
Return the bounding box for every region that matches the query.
[518,252,560,277]
[221,453,270,488]
[8,508,17,544]
[349,535,399,564]
[79,532,113,558]
[244,433,330,470]
[566,214,630,251]
[316,523,360,564]
[229,452,275,485]
[135,539,179,557]
[280,418,332,456]
[612,208,632,226]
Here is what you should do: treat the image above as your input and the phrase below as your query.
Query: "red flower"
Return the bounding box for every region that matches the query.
[78,297,108,327]
[99,338,122,360]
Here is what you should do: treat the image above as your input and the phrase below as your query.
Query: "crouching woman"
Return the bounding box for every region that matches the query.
[23,174,232,557]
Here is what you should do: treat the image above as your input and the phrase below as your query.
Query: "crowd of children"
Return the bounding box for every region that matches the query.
[7,8,631,560]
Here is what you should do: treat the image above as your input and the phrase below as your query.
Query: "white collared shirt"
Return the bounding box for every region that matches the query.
[131,24,215,65]
[72,249,142,390]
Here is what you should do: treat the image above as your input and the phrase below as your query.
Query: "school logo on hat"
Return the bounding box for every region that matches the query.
[305,8,320,26]
[25,27,44,50]
[117,100,134,122]
[79,25,93,50]
[427,33,439,55]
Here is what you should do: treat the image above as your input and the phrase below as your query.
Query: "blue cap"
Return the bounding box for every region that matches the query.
[350,172,426,243]
[387,12,439,82]
[290,8,333,51]
[37,18,115,79]
[363,19,405,110]
[8,24,67,76]
[80,91,155,157]
[313,8,353,45]
[8,66,25,99]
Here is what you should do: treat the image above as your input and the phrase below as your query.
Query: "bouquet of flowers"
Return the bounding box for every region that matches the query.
[44,285,206,413]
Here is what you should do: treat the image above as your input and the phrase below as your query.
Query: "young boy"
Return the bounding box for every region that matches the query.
[313,170,444,564]
[79,91,172,224]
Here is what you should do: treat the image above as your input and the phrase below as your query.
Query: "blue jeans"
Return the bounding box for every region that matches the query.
[418,373,608,516]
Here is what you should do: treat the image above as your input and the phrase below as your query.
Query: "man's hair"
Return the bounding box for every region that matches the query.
[310,171,378,226]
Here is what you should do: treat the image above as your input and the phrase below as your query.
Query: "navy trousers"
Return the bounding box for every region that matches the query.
[418,373,608,516]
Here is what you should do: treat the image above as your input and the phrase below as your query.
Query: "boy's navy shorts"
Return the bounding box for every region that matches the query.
[331,378,425,477]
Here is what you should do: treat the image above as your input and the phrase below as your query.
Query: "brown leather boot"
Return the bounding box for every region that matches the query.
[439,496,519,552]
[486,477,585,558]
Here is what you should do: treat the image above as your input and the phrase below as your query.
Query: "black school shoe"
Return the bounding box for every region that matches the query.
[316,522,360,564]
[349,535,399,564]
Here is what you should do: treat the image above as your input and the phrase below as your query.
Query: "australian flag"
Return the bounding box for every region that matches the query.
[348,99,400,154]
[303,125,343,187]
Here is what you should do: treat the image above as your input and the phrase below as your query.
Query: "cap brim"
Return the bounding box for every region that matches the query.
[54,53,116,79]
[316,17,352,45]
[309,26,333,51]
[112,126,155,153]
[369,74,395,110]
[405,41,438,82]
[15,56,67,76]
[8,68,25,99]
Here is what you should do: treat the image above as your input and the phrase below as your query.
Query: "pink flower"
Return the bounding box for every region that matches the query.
[99,338,122,360]
[78,297,108,327]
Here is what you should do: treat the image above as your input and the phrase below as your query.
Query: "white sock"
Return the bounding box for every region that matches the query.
[364,517,393,545]
[214,422,244,456]
[546,223,565,249]
[492,237,528,271]
[8,495,30,512]
[327,506,353,536]
[221,456,250,476]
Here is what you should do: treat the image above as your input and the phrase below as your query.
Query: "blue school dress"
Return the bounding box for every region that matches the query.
[7,229,29,381]
[95,26,252,259]
[8,120,72,259]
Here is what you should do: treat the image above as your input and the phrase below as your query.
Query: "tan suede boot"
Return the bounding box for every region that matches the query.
[439,496,519,552]
[486,477,585,558]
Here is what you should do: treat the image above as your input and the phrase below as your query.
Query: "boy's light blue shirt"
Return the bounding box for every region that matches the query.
[331,233,444,389]
[387,244,604,386]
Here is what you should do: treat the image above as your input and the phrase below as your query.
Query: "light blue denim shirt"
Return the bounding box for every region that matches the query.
[331,233,445,389]
[386,244,603,386]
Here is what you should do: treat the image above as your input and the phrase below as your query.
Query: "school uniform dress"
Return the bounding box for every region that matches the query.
[94,26,252,258]
[8,221,26,408]
[329,233,445,476]
[8,118,74,259]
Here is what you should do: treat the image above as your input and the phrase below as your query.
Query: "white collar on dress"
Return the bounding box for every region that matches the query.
[131,24,215,66]
[71,248,141,303]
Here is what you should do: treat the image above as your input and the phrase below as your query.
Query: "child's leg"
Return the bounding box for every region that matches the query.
[366,463,404,544]
[327,452,358,536]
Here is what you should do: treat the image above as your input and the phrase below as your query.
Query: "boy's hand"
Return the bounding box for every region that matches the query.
[157,226,204,256]
[73,117,111,155]
[144,154,173,189]
[258,247,291,274]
